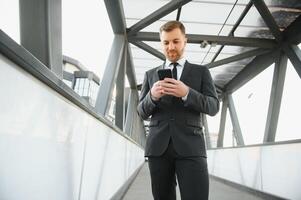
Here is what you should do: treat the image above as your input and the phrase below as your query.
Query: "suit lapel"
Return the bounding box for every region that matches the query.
[180,61,192,82]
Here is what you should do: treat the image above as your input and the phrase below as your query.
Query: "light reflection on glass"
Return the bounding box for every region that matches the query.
[73,72,100,106]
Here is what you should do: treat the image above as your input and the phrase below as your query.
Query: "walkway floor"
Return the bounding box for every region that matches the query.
[122,162,267,200]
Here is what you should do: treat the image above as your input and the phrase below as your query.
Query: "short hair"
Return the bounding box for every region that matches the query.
[160,20,186,35]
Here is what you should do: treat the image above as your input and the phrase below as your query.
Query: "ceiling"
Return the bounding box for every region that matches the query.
[119,0,301,93]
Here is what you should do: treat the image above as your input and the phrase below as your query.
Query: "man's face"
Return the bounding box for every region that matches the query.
[160,28,187,62]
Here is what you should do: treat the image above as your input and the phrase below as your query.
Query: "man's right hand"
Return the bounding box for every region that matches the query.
[150,81,164,101]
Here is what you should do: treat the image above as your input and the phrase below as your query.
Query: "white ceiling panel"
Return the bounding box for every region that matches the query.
[122,0,300,88]
[123,0,172,21]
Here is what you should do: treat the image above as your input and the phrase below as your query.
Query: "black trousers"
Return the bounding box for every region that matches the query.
[148,140,209,200]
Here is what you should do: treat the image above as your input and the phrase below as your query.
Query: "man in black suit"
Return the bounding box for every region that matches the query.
[137,21,219,200]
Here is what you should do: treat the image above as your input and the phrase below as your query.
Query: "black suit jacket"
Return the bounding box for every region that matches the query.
[137,61,219,157]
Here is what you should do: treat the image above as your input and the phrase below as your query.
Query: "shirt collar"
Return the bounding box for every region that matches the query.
[165,57,187,69]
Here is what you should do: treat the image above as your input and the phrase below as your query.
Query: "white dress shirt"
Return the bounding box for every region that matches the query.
[164,57,189,101]
[164,57,186,80]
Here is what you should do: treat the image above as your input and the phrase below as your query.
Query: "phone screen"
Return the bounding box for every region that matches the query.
[158,69,172,80]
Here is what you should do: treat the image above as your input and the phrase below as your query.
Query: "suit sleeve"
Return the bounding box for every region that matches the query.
[184,67,219,116]
[137,72,157,120]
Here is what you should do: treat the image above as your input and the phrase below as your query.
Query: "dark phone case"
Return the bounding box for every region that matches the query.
[158,69,172,80]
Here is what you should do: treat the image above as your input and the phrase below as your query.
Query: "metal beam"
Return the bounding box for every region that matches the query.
[124,89,147,146]
[127,0,192,35]
[225,50,278,93]
[124,89,137,136]
[252,0,282,41]
[217,96,228,147]
[115,46,126,130]
[202,114,212,149]
[176,7,182,21]
[211,1,253,62]
[283,14,301,45]
[128,32,277,48]
[130,41,165,61]
[228,94,244,146]
[263,52,287,142]
[95,35,125,115]
[283,44,301,79]
[19,0,63,78]
[63,71,73,82]
[126,44,138,89]
[104,0,126,34]
[205,48,269,69]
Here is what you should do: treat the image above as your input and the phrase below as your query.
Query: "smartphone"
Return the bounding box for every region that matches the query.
[158,69,172,80]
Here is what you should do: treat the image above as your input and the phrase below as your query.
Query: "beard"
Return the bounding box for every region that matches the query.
[166,49,184,62]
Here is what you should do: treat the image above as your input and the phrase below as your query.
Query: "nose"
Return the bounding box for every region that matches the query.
[168,42,175,50]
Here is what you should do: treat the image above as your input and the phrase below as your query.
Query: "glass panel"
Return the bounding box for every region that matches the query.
[106,85,116,123]
[123,0,173,28]
[223,108,235,147]
[0,0,20,43]
[130,44,163,84]
[77,78,82,91]
[209,57,252,87]
[144,41,162,51]
[79,78,84,89]
[91,81,99,106]
[276,59,301,141]
[235,5,274,39]
[82,79,87,96]
[83,78,87,96]
[193,0,249,5]
[180,1,253,64]
[181,2,236,26]
[62,0,113,79]
[232,64,274,145]
[126,13,178,31]
[74,78,80,91]
[225,1,250,24]
[215,46,256,61]
[77,78,83,96]
[207,108,221,148]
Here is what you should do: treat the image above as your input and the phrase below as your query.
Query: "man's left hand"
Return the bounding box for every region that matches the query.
[160,78,189,98]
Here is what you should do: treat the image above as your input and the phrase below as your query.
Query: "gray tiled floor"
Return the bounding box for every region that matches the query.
[122,163,267,200]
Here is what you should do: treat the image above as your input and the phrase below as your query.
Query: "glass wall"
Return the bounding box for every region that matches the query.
[276,58,301,141]
[0,0,20,43]
[207,105,236,148]
[232,65,274,145]
[223,108,235,147]
[207,108,221,148]
[106,85,116,123]
[62,0,113,80]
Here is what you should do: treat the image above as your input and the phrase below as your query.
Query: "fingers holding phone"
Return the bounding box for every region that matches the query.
[152,69,188,99]
[150,81,164,100]
[151,69,172,100]
[161,79,189,97]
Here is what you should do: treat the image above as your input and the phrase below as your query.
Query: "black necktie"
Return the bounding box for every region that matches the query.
[172,62,178,80]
